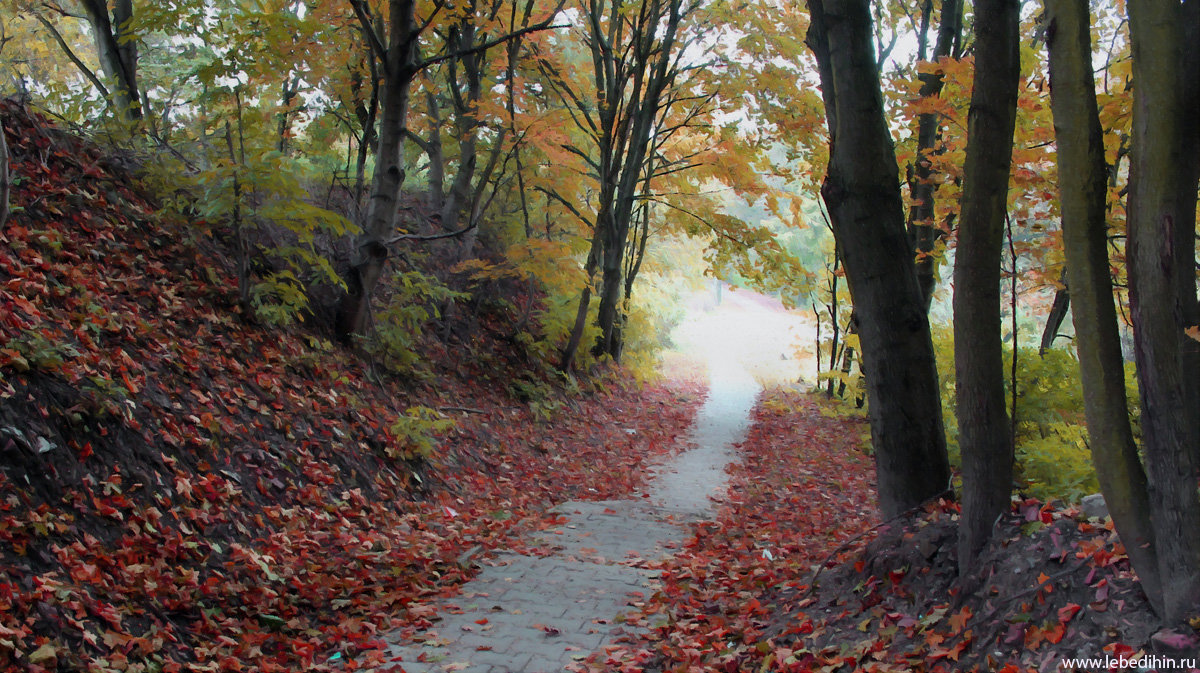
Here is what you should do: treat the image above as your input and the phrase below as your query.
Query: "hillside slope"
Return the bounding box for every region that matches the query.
[0,101,701,672]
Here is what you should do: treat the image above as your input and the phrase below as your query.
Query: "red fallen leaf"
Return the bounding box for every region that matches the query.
[1044,622,1066,644]
[474,618,488,625]
[1057,603,1081,624]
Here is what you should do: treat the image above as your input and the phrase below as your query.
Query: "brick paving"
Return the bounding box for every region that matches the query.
[378,357,760,673]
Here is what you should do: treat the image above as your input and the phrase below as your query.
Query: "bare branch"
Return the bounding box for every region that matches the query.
[420,18,566,70]
[534,185,595,230]
[384,220,477,243]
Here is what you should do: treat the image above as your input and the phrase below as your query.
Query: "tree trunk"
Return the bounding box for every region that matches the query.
[806,0,951,519]
[1175,0,1200,457]
[277,74,302,154]
[1127,0,1200,624]
[560,231,602,372]
[1044,0,1163,615]
[953,0,1019,570]
[590,0,683,361]
[594,220,627,360]
[80,0,141,122]
[907,0,962,308]
[0,119,9,230]
[338,0,420,340]
[1038,273,1069,356]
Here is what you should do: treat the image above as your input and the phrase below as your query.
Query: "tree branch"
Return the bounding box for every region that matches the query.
[384,220,478,243]
[534,185,595,230]
[32,11,111,102]
[349,0,388,65]
[420,19,565,70]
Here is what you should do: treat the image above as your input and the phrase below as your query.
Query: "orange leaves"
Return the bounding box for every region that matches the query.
[946,606,972,635]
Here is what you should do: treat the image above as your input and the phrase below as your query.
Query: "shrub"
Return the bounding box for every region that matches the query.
[931,327,1140,503]
[385,406,456,461]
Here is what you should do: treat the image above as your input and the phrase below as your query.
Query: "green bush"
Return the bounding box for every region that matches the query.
[385,406,456,461]
[931,327,1140,503]
[366,270,465,377]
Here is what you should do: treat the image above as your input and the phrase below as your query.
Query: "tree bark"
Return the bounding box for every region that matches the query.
[907,0,963,308]
[806,0,951,519]
[1044,0,1163,615]
[338,0,421,339]
[79,0,141,122]
[1038,274,1069,356]
[1175,0,1200,457]
[953,0,1019,570]
[0,119,9,230]
[1126,0,1200,624]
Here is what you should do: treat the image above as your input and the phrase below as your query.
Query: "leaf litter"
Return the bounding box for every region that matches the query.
[0,101,702,671]
[573,387,1196,673]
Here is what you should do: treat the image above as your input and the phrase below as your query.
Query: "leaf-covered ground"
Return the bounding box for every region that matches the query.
[579,387,1197,673]
[4,100,1196,673]
[0,101,703,671]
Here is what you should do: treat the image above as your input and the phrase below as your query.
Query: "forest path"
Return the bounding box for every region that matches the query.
[379,288,801,672]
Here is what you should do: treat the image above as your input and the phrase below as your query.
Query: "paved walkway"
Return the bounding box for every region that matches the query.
[379,355,760,672]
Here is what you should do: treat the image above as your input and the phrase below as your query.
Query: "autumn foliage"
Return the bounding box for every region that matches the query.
[0,101,701,672]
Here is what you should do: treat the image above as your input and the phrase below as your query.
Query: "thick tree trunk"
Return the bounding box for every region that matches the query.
[1044,0,1163,615]
[1126,0,1200,624]
[1175,0,1200,456]
[954,0,1019,570]
[338,0,420,339]
[80,0,141,122]
[807,0,951,519]
[595,236,625,360]
[907,0,962,308]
